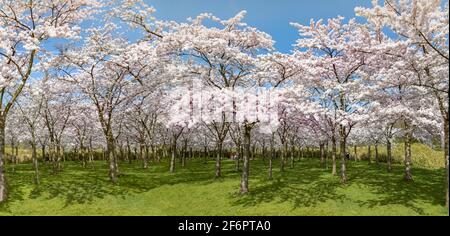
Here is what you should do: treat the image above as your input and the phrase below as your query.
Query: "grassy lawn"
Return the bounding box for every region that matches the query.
[354,143,445,169]
[0,156,447,216]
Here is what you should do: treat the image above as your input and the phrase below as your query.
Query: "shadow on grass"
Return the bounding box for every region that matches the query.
[231,160,347,210]
[1,160,230,210]
[0,158,446,215]
[231,159,446,215]
[349,162,445,215]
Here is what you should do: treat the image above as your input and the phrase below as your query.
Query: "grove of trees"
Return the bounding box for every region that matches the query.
[0,0,448,208]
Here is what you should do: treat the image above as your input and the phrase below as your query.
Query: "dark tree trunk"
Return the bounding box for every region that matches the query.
[88,138,94,168]
[107,133,118,183]
[215,142,222,178]
[339,125,347,184]
[269,136,274,180]
[0,116,7,202]
[320,143,325,168]
[331,134,337,176]
[203,146,208,164]
[367,145,371,164]
[181,139,187,168]
[290,142,295,168]
[280,143,287,172]
[55,143,62,173]
[31,139,39,185]
[325,142,329,169]
[10,143,15,172]
[15,145,18,164]
[387,138,393,172]
[126,140,131,164]
[444,118,449,208]
[375,144,379,165]
[152,145,156,163]
[41,145,46,163]
[262,144,266,163]
[240,125,252,194]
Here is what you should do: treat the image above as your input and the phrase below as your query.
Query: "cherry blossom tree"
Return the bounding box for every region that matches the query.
[157,11,274,178]
[13,82,45,184]
[291,16,374,183]
[356,0,449,207]
[0,0,103,202]
[57,23,141,183]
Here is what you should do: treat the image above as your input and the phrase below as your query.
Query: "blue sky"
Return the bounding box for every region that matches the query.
[38,0,373,82]
[145,0,372,53]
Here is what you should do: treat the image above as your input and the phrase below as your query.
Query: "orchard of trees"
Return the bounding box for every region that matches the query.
[0,0,448,210]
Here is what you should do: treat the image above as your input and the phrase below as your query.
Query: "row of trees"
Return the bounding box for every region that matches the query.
[0,0,448,207]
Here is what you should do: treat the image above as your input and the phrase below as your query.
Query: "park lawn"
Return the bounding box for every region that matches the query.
[354,143,445,169]
[0,158,448,216]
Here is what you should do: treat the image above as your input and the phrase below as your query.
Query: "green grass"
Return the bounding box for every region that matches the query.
[354,143,445,169]
[0,156,447,216]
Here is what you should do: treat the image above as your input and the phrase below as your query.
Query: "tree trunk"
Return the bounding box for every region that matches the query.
[443,118,449,208]
[107,133,118,183]
[375,144,379,165]
[126,140,131,164]
[114,148,119,176]
[152,145,156,163]
[203,146,208,164]
[240,125,252,194]
[354,145,357,162]
[0,116,8,202]
[56,143,62,173]
[280,143,287,172]
[262,144,266,163]
[367,145,371,164]
[15,145,18,164]
[404,123,413,181]
[10,143,15,172]
[339,125,347,184]
[215,142,222,178]
[41,144,46,163]
[290,146,295,168]
[145,145,150,167]
[320,143,325,168]
[249,145,253,160]
[269,136,274,180]
[387,138,393,172]
[331,134,337,176]
[143,144,148,169]
[141,143,148,169]
[81,144,87,168]
[181,140,187,168]
[170,138,177,173]
[88,138,94,169]
[235,145,241,172]
[31,139,39,185]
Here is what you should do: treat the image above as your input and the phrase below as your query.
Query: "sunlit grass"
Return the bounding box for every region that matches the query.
[0,155,447,216]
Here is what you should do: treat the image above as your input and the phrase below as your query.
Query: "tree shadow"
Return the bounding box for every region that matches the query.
[230,159,446,215]
[349,162,445,215]
[1,160,228,210]
[231,160,347,210]
[0,159,446,215]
